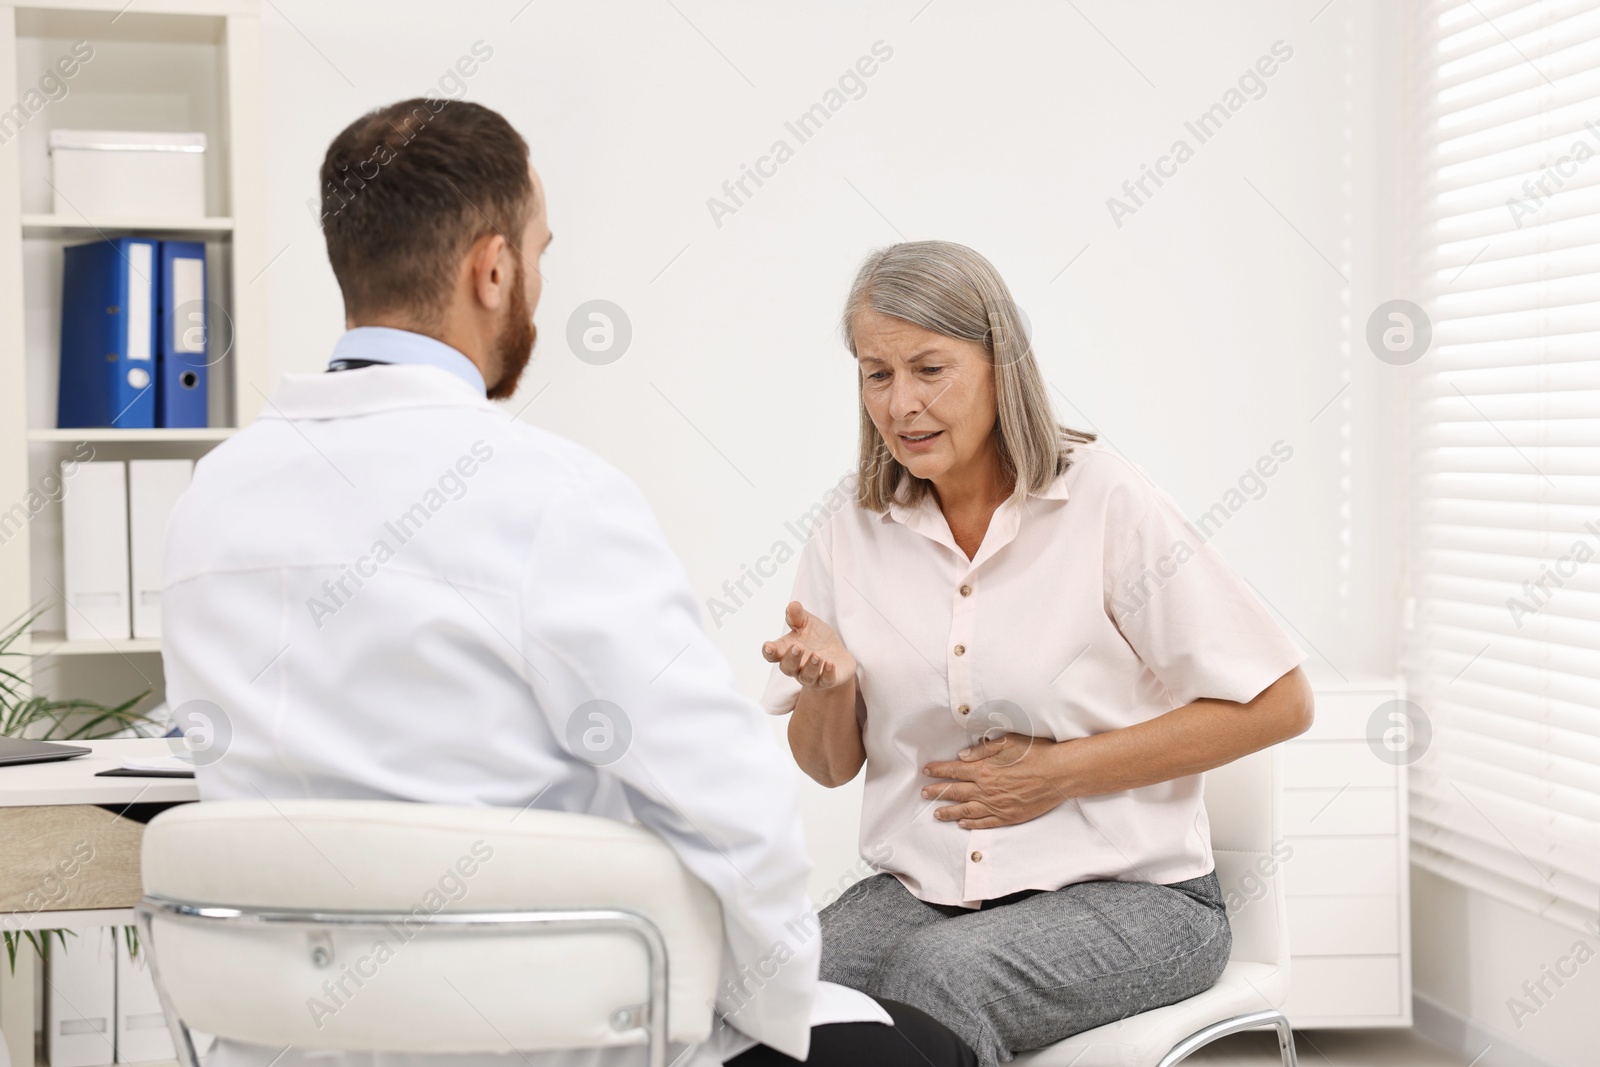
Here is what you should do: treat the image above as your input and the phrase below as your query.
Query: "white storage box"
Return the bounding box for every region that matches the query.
[115,933,176,1063]
[49,130,207,218]
[47,927,116,1067]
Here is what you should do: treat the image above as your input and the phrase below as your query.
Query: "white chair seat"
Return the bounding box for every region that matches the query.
[1013,961,1287,1067]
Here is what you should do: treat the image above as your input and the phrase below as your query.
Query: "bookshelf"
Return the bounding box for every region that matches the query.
[20,213,236,237]
[26,427,235,442]
[0,2,262,1064]
[0,0,265,652]
[18,632,164,655]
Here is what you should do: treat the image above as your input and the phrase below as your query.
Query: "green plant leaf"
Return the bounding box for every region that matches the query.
[0,606,158,741]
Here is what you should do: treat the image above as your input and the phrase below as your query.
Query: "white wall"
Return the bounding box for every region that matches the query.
[1412,868,1600,1067]
[254,1,1402,899]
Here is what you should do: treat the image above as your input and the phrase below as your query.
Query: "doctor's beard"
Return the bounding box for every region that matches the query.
[487,256,536,400]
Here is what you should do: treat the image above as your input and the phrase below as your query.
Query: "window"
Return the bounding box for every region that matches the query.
[1404,0,1600,934]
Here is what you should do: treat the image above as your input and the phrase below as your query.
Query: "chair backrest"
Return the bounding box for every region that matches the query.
[139,801,724,1054]
[1201,746,1289,969]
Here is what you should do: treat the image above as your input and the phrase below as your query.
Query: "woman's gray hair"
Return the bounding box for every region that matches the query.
[840,240,1096,513]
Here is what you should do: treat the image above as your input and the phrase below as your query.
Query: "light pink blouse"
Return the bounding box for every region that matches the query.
[760,439,1306,908]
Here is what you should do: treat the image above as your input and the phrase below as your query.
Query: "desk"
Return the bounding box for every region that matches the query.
[0,739,200,1067]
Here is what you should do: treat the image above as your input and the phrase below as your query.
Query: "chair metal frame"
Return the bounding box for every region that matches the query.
[1155,1008,1298,1066]
[135,895,673,1067]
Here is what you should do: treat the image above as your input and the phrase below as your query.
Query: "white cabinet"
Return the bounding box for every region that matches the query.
[1279,673,1412,1027]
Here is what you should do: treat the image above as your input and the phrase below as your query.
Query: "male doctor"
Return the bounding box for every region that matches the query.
[159,98,975,1067]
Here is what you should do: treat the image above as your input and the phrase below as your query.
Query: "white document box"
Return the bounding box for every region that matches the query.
[128,459,193,639]
[49,130,207,218]
[61,461,130,641]
[47,926,116,1067]
[115,933,176,1062]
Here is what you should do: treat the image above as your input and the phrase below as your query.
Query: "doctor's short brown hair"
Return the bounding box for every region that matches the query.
[316,98,534,325]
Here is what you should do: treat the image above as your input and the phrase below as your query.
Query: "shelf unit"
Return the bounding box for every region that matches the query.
[21,212,234,235]
[0,3,262,1065]
[1280,671,1413,1027]
[18,632,165,655]
[26,427,235,442]
[0,0,267,651]
[0,908,183,1067]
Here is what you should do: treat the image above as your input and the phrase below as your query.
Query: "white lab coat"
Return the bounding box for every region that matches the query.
[161,361,862,1067]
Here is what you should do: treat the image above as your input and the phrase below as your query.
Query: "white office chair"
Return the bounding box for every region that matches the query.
[135,801,725,1067]
[1013,747,1299,1067]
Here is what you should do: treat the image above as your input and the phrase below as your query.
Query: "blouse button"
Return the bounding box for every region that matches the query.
[957,704,970,715]
[959,584,972,596]
[971,851,983,862]
[954,644,966,656]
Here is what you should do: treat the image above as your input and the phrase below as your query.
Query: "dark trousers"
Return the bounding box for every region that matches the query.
[725,998,978,1067]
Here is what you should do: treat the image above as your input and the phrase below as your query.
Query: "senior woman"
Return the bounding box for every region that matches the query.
[759,240,1314,1065]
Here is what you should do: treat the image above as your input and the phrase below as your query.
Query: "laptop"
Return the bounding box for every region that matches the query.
[0,737,92,766]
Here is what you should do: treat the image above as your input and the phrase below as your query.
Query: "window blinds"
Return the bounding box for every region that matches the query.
[1405,0,1600,935]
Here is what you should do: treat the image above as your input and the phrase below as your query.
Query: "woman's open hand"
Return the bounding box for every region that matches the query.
[761,600,857,691]
[921,732,1076,829]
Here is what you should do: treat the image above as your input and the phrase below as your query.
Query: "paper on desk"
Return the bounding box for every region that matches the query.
[118,753,197,773]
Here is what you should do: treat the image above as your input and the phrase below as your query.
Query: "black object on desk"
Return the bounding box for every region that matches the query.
[0,737,91,766]
[94,767,195,779]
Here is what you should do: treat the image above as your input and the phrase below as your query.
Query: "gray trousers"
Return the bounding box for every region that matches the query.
[818,870,1231,1067]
